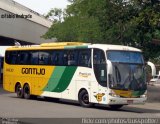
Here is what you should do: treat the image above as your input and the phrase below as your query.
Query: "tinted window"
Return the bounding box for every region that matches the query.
[5,51,18,64]
[39,51,50,65]
[30,51,39,65]
[63,50,78,66]
[78,49,91,67]
[5,51,39,65]
[5,49,91,68]
[17,51,30,64]
[50,50,64,66]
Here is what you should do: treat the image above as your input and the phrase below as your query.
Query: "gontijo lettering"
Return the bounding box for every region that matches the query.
[22,68,45,75]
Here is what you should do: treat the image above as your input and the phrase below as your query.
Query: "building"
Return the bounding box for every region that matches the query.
[0,0,54,45]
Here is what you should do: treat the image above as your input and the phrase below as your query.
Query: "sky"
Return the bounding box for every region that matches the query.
[14,0,69,15]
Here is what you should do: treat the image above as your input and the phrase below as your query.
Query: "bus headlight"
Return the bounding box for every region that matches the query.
[109,90,120,97]
[140,91,147,98]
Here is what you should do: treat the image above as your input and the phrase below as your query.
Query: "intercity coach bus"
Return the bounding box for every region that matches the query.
[3,42,147,109]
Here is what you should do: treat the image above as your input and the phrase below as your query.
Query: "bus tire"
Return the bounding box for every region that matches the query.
[109,105,123,110]
[78,89,92,107]
[23,84,31,99]
[15,83,23,98]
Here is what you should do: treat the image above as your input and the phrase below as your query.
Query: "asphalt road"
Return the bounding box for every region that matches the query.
[147,84,160,103]
[0,84,160,124]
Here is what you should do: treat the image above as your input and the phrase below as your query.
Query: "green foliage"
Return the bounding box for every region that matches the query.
[44,16,102,42]
[43,0,160,60]
[45,8,63,22]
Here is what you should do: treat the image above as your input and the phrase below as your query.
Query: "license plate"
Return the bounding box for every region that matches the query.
[127,100,133,104]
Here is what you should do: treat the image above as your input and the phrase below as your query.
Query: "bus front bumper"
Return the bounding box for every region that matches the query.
[107,97,147,105]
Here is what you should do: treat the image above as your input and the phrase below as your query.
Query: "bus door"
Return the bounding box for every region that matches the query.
[93,49,107,103]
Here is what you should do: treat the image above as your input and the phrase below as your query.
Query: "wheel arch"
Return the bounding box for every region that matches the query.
[15,82,21,92]
[78,88,91,102]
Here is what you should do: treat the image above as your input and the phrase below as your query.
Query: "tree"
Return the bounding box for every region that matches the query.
[45,8,63,22]
[44,15,102,42]
[43,0,160,60]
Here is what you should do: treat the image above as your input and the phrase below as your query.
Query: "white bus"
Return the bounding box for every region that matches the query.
[3,42,147,109]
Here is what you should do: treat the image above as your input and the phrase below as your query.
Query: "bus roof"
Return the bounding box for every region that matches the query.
[40,42,89,47]
[6,42,142,52]
[90,44,141,52]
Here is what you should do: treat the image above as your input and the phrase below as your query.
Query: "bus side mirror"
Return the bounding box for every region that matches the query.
[107,60,113,74]
[147,61,156,76]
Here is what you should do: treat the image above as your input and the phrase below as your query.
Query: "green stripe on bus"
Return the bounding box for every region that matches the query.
[52,66,77,92]
[43,66,66,91]
[64,45,88,49]
[132,90,146,97]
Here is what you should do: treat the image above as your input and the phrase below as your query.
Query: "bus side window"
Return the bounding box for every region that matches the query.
[26,53,32,64]
[5,51,18,64]
[31,52,39,65]
[57,51,64,65]
[5,51,10,64]
[69,50,78,66]
[39,51,50,65]
[17,51,29,65]
[63,51,68,66]
[50,52,56,65]
[78,49,91,68]
[54,52,60,65]
[50,51,64,66]
[63,50,78,66]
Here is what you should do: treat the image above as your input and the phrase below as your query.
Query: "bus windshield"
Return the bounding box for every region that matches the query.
[107,51,146,91]
[107,51,144,64]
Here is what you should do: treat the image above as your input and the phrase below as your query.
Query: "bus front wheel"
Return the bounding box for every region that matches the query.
[78,90,92,107]
[15,83,23,98]
[23,84,31,99]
